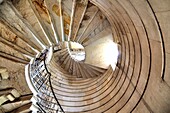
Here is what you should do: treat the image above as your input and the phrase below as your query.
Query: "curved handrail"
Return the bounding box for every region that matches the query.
[26,47,64,112]
[43,49,65,113]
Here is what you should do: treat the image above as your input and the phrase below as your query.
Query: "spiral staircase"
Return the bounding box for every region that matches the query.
[0,0,170,113]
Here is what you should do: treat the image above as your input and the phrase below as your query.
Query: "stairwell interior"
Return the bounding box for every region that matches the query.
[0,0,170,113]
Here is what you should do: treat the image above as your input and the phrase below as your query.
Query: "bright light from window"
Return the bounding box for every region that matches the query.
[103,42,119,70]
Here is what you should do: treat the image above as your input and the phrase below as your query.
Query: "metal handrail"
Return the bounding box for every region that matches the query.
[30,48,65,113]
[43,51,65,113]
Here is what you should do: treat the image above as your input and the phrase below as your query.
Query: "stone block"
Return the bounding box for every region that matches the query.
[11,89,21,98]
[6,94,15,101]
[0,95,9,105]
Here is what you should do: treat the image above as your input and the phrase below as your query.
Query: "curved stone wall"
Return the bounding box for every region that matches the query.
[88,0,170,112]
